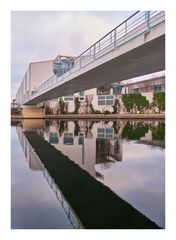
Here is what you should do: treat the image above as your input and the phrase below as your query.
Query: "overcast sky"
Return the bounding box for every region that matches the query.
[11,11,136,100]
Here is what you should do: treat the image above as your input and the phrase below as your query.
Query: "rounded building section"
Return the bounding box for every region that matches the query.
[53,55,75,77]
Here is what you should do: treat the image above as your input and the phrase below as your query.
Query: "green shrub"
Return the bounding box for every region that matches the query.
[72,97,81,114]
[58,98,65,114]
[122,121,149,140]
[122,94,149,113]
[152,92,165,113]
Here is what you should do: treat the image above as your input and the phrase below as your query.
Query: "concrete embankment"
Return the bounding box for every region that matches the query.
[11,113,165,120]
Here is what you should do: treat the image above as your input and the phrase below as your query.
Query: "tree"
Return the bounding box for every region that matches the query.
[73,97,81,114]
[122,93,149,113]
[112,99,120,114]
[122,94,134,113]
[58,98,65,114]
[122,121,149,140]
[152,92,165,113]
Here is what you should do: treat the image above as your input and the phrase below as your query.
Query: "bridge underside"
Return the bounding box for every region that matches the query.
[25,34,165,105]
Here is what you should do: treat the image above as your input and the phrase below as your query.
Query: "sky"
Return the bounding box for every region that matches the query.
[11,11,136,100]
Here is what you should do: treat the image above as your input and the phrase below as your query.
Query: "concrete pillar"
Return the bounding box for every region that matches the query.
[22,105,44,118]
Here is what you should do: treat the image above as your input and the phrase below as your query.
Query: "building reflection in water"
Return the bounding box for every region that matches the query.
[15,119,165,228]
[18,119,165,178]
[40,120,124,179]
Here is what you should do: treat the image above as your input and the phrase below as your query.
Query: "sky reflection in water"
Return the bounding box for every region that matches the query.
[11,120,165,228]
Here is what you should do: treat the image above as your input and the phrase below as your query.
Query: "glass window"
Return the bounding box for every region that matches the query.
[97,128,114,139]
[98,95,114,106]
[53,58,74,77]
[49,132,59,144]
[64,95,74,101]
[79,91,85,101]
[97,86,110,95]
[78,133,84,145]
[154,85,161,92]
[106,100,113,105]
[133,88,139,93]
[112,86,123,94]
[63,133,74,145]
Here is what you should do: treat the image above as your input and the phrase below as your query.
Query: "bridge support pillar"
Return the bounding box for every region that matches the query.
[22,105,44,118]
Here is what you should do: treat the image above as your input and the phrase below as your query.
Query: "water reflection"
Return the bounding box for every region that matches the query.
[12,119,165,228]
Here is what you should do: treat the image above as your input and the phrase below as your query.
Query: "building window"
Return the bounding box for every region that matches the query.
[154,85,161,92]
[79,91,85,101]
[97,86,110,95]
[112,85,123,94]
[63,133,74,145]
[64,95,74,101]
[49,132,59,144]
[133,88,139,93]
[98,95,114,105]
[97,128,114,139]
[78,132,84,145]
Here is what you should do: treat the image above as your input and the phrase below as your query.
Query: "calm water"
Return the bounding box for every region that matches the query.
[11,119,165,229]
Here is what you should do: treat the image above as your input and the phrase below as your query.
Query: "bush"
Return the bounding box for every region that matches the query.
[122,94,149,113]
[149,122,165,141]
[72,97,81,114]
[122,121,149,140]
[89,103,101,114]
[112,99,120,114]
[58,98,66,114]
[104,110,111,115]
[152,92,165,113]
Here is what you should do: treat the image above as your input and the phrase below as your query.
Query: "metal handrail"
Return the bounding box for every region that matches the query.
[76,11,139,58]
[28,11,165,101]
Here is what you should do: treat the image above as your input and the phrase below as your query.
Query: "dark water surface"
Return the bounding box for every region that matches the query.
[11,119,165,229]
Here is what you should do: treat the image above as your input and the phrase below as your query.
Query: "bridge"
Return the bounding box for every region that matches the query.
[16,11,165,117]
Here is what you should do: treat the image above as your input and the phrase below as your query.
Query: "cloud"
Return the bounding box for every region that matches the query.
[11,11,135,100]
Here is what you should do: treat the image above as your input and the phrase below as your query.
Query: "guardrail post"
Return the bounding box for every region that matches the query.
[69,61,71,74]
[93,45,96,60]
[80,57,82,68]
[114,28,116,48]
[125,21,127,34]
[146,11,150,31]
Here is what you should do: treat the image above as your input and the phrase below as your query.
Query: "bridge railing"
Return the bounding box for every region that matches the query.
[28,11,165,102]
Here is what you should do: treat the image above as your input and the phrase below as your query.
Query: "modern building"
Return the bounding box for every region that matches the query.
[16,60,54,105]
[47,76,165,114]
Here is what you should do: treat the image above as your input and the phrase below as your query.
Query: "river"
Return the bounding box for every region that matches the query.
[11,119,165,229]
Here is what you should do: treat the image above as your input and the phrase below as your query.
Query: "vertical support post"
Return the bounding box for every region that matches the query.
[110,32,112,42]
[146,11,150,31]
[93,45,96,60]
[114,28,116,48]
[69,60,71,74]
[125,21,127,34]
[80,57,82,69]
[61,67,64,79]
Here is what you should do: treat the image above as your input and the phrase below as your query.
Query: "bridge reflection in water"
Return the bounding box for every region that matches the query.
[15,119,164,229]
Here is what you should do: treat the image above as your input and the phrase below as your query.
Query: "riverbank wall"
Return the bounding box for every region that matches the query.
[11,113,165,120]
